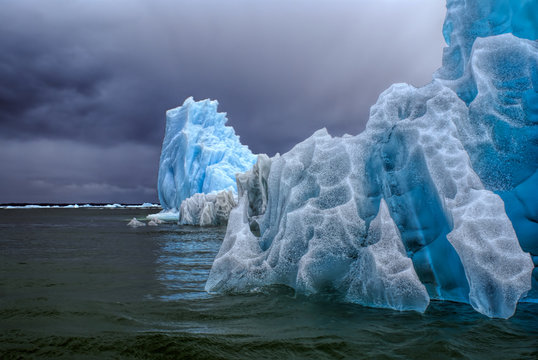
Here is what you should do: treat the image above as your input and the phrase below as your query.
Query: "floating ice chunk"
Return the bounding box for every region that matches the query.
[127,217,146,227]
[140,202,157,208]
[147,210,179,223]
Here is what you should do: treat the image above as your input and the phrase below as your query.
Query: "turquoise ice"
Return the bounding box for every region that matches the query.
[157,97,256,211]
[204,0,537,318]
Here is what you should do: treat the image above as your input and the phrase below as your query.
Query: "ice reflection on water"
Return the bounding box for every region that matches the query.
[154,226,226,300]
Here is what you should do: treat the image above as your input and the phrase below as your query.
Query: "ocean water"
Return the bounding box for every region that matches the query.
[0,208,536,359]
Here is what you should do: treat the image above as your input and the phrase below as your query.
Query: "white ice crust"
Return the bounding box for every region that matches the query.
[206,81,533,318]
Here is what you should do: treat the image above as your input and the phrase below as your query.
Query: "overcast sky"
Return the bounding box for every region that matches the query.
[0,0,446,204]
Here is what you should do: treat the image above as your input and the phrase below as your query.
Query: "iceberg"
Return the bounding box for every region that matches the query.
[205,0,537,318]
[156,97,257,212]
[147,209,179,223]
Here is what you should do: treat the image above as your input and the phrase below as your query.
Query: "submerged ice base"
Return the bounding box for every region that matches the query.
[203,0,537,318]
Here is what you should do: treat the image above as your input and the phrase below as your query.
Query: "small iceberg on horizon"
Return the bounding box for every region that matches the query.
[127,217,146,227]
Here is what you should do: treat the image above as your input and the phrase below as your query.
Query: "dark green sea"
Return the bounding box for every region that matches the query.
[1,208,536,359]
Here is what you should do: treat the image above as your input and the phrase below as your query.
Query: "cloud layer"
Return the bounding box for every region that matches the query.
[0,0,446,203]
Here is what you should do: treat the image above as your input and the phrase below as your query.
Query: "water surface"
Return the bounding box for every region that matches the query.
[1,208,536,359]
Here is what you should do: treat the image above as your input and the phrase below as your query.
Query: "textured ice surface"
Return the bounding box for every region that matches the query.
[206,0,536,316]
[207,82,533,317]
[435,0,538,301]
[344,200,429,312]
[437,0,538,83]
[205,0,536,317]
[179,190,236,226]
[157,97,256,211]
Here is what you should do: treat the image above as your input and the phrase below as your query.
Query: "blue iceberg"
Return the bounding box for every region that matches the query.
[156,97,257,211]
[436,0,538,302]
[204,0,537,318]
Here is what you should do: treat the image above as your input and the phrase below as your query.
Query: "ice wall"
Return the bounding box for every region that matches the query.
[157,97,257,211]
[206,0,537,317]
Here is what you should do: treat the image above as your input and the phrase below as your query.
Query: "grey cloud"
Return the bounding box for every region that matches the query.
[0,139,160,203]
[0,0,446,202]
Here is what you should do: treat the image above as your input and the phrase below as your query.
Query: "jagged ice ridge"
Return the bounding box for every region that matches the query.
[156,97,256,213]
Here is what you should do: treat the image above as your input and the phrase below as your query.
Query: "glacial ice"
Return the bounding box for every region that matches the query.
[204,0,537,318]
[127,217,146,227]
[147,209,179,223]
[156,97,257,212]
[436,0,538,302]
[207,83,532,317]
[179,190,237,226]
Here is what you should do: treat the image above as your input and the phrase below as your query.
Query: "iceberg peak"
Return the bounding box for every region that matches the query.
[156,97,257,211]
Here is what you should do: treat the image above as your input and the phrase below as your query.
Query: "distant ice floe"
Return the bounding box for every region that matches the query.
[127,217,146,227]
[148,218,164,226]
[127,216,166,228]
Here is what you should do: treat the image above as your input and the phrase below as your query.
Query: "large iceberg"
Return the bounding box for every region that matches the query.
[205,0,537,318]
[156,97,257,212]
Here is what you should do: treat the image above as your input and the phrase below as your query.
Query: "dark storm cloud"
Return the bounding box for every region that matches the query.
[0,0,446,203]
[0,139,159,204]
